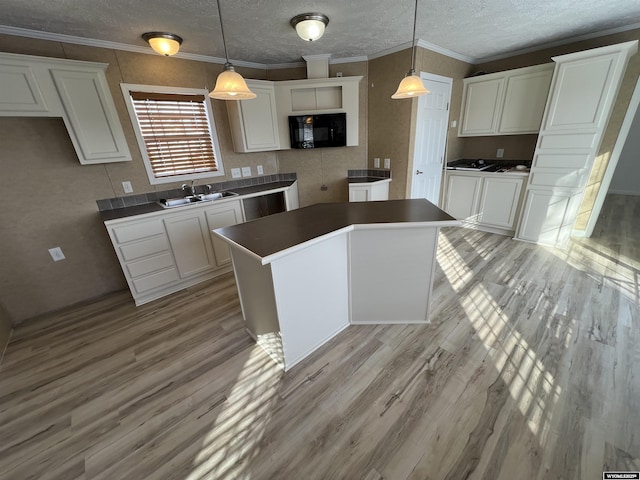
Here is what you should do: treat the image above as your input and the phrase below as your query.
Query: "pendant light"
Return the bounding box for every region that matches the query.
[209,0,256,100]
[142,32,183,56]
[391,0,430,99]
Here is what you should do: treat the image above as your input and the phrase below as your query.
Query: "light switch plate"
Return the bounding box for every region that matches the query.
[257,165,264,175]
[242,166,252,177]
[384,158,391,169]
[374,158,380,168]
[48,247,65,262]
[231,168,241,178]
[122,181,133,193]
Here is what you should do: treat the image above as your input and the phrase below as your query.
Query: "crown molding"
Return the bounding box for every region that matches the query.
[3,21,639,69]
[0,24,269,70]
[475,21,640,64]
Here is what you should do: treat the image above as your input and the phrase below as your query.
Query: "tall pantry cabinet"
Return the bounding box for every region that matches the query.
[515,41,638,247]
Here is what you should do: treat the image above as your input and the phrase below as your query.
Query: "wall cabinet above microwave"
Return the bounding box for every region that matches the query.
[459,63,554,137]
[0,52,131,164]
[226,76,362,153]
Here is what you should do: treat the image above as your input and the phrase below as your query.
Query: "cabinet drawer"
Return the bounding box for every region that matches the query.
[538,132,597,150]
[112,219,165,244]
[534,153,591,169]
[529,169,584,188]
[119,235,169,262]
[126,252,175,278]
[132,268,179,294]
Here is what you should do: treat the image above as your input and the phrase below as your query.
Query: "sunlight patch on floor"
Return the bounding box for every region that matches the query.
[438,231,562,443]
[187,345,282,480]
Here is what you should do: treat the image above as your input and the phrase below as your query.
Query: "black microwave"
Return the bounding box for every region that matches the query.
[288,113,347,149]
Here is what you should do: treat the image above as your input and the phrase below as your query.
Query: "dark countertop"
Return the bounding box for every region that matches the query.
[348,177,392,183]
[214,199,458,261]
[101,180,296,222]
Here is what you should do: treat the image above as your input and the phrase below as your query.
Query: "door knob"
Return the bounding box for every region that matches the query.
[416,170,424,175]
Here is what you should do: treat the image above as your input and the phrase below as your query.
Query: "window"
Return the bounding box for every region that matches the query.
[121,84,224,184]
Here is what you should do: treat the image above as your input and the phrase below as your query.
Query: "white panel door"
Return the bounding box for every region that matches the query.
[411,74,452,205]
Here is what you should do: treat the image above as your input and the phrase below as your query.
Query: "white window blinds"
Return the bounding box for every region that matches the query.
[129,91,218,178]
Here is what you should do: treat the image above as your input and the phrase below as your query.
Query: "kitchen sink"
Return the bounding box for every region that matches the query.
[158,191,238,209]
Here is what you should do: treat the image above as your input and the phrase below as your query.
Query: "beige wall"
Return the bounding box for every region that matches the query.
[368,47,473,199]
[0,301,11,362]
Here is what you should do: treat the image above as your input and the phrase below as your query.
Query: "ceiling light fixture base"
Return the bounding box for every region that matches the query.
[142,32,183,56]
[291,13,329,42]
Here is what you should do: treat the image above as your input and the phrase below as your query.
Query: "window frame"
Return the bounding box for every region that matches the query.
[120,83,225,185]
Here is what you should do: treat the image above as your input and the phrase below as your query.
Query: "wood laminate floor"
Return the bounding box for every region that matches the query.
[1,194,638,480]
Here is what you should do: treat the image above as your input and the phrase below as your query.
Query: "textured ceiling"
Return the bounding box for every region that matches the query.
[1,0,640,65]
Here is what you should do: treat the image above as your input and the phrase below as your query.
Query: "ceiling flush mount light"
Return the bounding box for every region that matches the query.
[210,0,256,100]
[142,32,183,56]
[290,13,329,42]
[391,0,430,99]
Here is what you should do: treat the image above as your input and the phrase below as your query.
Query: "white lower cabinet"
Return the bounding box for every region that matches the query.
[444,172,525,234]
[107,199,244,305]
[443,174,482,220]
[164,211,215,278]
[348,180,391,202]
[205,201,244,267]
[477,176,524,229]
[105,182,300,306]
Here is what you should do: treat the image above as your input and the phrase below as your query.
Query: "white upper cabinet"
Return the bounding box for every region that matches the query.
[0,52,131,165]
[275,76,362,148]
[51,67,131,164]
[459,77,504,135]
[226,80,280,152]
[0,62,55,114]
[459,63,554,136]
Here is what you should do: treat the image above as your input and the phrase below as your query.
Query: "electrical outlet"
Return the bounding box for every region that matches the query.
[242,166,252,177]
[374,157,380,168]
[122,181,133,193]
[48,247,65,262]
[497,148,504,158]
[384,158,391,169]
[231,168,241,178]
[257,165,264,175]
[451,120,457,128]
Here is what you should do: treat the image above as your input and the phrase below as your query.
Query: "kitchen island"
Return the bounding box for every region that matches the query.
[213,199,459,371]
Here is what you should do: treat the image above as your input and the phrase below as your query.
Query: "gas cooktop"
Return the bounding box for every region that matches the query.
[447,159,494,171]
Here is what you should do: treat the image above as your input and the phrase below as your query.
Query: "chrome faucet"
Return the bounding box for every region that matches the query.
[181,181,197,197]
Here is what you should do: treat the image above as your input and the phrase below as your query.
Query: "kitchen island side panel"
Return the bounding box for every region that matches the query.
[270,233,350,371]
[349,226,438,324]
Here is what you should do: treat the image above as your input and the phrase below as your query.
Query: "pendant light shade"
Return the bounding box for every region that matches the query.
[210,63,256,100]
[392,0,430,100]
[392,69,430,99]
[291,13,329,42]
[209,0,256,100]
[142,32,183,56]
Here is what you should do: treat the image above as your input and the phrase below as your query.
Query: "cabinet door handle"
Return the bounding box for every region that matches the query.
[416,170,424,175]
